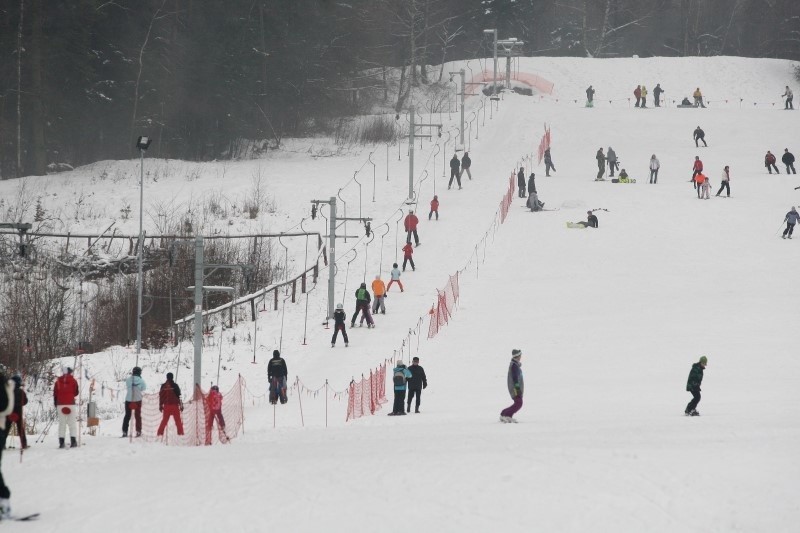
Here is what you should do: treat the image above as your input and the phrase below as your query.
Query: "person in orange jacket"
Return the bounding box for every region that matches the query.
[157,372,184,437]
[371,275,386,314]
[404,209,420,246]
[429,195,439,220]
[402,242,415,272]
[205,385,226,445]
[53,367,79,448]
[694,172,707,199]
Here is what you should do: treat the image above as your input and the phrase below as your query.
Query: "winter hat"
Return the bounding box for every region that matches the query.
[132,366,142,376]
[511,349,522,359]
[273,350,281,358]
[336,303,343,310]
[699,356,708,366]
[166,372,174,380]
[396,360,404,367]
[360,282,367,288]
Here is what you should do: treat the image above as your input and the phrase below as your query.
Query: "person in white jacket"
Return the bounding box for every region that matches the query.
[649,154,660,184]
[716,166,731,197]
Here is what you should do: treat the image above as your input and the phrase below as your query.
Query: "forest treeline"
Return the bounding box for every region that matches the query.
[1,0,798,178]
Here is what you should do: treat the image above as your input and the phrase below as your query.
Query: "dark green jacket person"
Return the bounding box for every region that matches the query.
[685,356,707,416]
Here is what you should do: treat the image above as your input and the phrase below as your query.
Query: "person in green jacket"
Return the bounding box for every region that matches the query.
[685,356,707,416]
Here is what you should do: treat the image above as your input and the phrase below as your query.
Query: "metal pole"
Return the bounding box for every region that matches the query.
[327,197,336,319]
[493,29,498,97]
[136,148,145,365]
[193,236,204,389]
[506,55,511,88]
[408,106,415,201]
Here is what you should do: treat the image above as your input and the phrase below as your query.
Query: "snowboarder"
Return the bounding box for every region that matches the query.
[122,366,146,438]
[765,151,779,174]
[350,283,374,328]
[694,172,707,199]
[428,195,439,220]
[634,85,642,107]
[156,372,184,436]
[205,385,226,445]
[653,83,664,107]
[640,85,648,107]
[781,149,795,174]
[596,148,606,181]
[517,167,526,198]
[331,303,349,347]
[571,210,599,228]
[693,126,707,147]
[500,349,524,423]
[691,156,704,188]
[390,361,412,416]
[716,166,731,197]
[617,168,633,183]
[402,242,415,272]
[685,356,707,416]
[586,85,595,107]
[782,207,799,239]
[7,375,27,449]
[268,350,288,404]
[607,147,618,177]
[53,366,79,448]
[404,209,420,246]
[371,275,386,315]
[460,152,472,180]
[693,87,706,108]
[448,154,462,189]
[0,370,13,520]
[782,86,794,110]
[649,154,660,184]
[406,357,427,413]
[544,148,556,176]
[386,263,404,292]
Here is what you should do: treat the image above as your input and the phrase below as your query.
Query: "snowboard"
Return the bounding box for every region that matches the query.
[611,178,636,183]
[566,222,588,229]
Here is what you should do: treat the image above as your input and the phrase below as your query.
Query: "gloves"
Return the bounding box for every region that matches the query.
[423,383,427,389]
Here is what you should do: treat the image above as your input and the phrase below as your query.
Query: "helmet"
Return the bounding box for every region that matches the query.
[336,303,343,310]
[211,385,219,391]
[132,366,142,376]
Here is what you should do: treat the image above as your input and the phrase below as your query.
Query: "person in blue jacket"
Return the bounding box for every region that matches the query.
[122,366,146,437]
[390,361,413,416]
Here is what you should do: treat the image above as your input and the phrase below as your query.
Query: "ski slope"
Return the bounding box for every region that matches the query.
[2,56,800,532]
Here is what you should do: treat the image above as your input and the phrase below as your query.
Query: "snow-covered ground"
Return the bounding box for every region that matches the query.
[2,56,800,532]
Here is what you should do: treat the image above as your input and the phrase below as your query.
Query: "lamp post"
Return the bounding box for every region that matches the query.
[135,135,151,365]
[483,29,498,97]
[449,69,465,150]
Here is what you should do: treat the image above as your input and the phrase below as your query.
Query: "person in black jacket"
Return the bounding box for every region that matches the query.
[653,83,664,107]
[268,350,288,405]
[782,148,796,174]
[693,126,707,147]
[586,85,595,106]
[460,152,472,180]
[331,303,349,347]
[544,148,555,176]
[448,154,462,189]
[527,173,536,196]
[685,356,707,416]
[406,357,428,413]
[6,376,27,449]
[350,283,374,328]
[517,167,526,198]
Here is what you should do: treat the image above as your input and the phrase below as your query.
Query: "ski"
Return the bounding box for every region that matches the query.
[10,513,40,522]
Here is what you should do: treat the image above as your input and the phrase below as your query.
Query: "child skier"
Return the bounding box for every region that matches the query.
[371,275,386,315]
[205,385,226,445]
[389,361,413,416]
[331,303,349,347]
[694,172,707,199]
[402,242,415,271]
[429,195,439,220]
[700,173,711,199]
[685,356,707,416]
[386,263,403,292]
[500,349,524,423]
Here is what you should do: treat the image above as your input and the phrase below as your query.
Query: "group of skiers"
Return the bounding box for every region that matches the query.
[765,149,796,174]
[448,152,473,190]
[584,84,795,109]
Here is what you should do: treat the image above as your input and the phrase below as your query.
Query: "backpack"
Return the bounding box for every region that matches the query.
[393,369,406,387]
[356,288,367,301]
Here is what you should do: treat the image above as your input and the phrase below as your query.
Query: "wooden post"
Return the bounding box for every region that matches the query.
[291,279,297,303]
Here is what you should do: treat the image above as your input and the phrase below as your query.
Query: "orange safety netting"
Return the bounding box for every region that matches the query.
[346,364,387,421]
[499,172,514,223]
[427,273,460,339]
[466,70,555,96]
[135,375,245,446]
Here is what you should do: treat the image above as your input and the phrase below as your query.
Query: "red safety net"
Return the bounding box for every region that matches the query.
[466,70,555,96]
[427,273,460,339]
[537,124,551,165]
[346,363,387,421]
[500,172,515,223]
[135,375,245,446]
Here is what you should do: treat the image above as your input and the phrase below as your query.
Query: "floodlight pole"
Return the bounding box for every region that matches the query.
[406,106,442,201]
[484,29,498,97]
[193,236,204,389]
[135,146,145,364]
[449,69,466,148]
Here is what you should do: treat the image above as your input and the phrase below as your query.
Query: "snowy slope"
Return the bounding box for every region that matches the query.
[2,56,800,532]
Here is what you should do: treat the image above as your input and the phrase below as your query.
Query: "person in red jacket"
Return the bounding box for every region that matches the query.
[765,151,779,174]
[53,366,79,449]
[691,156,703,189]
[205,385,226,445]
[157,372,184,437]
[634,85,642,107]
[404,209,420,246]
[402,242,415,272]
[428,195,439,221]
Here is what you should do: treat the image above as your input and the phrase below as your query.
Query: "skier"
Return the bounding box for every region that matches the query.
[404,209,420,246]
[53,366,79,449]
[386,263,404,292]
[781,149,795,174]
[699,172,711,199]
[782,86,794,110]
[268,350,288,404]
[517,167,526,198]
[685,356,707,416]
[406,357,427,413]
[716,166,731,197]
[156,373,184,436]
[371,275,386,315]
[122,366,146,438]
[401,242,415,272]
[782,207,799,239]
[691,156,704,188]
[331,303,349,347]
[205,385,226,445]
[448,154,462,189]
[0,370,13,520]
[428,195,439,221]
[693,126,707,147]
[500,349,524,423]
[693,87,706,108]
[765,151,779,174]
[640,85,648,107]
[460,152,472,180]
[7,375,28,449]
[607,147,618,177]
[694,172,707,199]
[633,85,642,107]
[653,83,664,107]
[649,154,660,184]
[544,148,556,176]
[586,85,595,107]
[596,148,606,181]
[350,282,374,328]
[389,361,412,416]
